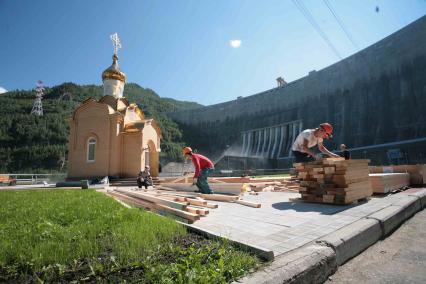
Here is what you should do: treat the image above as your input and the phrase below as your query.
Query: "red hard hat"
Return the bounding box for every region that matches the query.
[182,147,193,155]
[320,123,333,138]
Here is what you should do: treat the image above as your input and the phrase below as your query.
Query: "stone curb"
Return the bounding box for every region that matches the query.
[238,190,425,284]
[317,218,381,265]
[366,195,422,237]
[405,190,426,209]
[235,244,336,284]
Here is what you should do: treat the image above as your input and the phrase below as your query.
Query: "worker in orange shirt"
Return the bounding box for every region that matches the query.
[183,147,214,194]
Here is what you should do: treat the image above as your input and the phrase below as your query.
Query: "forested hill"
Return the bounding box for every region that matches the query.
[0,82,202,173]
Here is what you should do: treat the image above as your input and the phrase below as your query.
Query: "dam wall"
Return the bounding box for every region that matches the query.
[169,16,426,166]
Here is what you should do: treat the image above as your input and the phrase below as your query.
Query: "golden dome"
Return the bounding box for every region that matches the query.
[102,54,126,83]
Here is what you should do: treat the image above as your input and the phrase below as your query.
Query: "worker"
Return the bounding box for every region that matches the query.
[340,144,351,160]
[182,147,214,194]
[291,122,340,163]
[137,165,153,189]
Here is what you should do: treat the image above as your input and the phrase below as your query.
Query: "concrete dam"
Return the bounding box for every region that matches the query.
[168,16,426,168]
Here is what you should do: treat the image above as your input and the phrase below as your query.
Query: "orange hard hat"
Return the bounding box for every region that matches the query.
[182,147,193,155]
[320,123,333,138]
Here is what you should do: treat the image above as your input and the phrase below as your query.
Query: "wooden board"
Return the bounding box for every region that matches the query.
[200,194,239,202]
[156,203,200,222]
[235,199,261,208]
[115,189,187,210]
[160,183,243,195]
[185,206,209,216]
[106,191,198,223]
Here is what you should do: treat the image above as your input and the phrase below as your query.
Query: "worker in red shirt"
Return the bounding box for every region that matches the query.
[183,147,214,194]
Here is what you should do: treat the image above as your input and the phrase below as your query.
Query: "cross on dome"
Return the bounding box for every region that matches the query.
[110,33,122,56]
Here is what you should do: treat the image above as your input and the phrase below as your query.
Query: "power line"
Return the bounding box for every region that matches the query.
[322,0,359,51]
[292,0,342,59]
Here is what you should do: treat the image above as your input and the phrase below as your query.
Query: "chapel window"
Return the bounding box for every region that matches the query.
[87,138,96,162]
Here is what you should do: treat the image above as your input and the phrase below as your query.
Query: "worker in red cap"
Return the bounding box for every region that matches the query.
[291,123,340,163]
[182,147,215,194]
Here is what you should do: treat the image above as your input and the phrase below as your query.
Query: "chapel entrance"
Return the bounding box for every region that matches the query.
[145,140,159,177]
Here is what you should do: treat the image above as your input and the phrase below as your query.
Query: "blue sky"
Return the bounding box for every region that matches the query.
[1,0,425,105]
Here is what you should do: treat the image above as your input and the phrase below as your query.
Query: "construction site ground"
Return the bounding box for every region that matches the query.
[107,185,426,261]
[190,188,426,258]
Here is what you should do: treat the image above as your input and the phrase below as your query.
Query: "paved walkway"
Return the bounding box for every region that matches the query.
[189,188,426,257]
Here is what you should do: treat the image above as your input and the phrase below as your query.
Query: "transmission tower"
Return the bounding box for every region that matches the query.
[31,80,44,116]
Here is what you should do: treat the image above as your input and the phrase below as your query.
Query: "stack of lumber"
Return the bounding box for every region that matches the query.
[369,164,426,185]
[369,173,410,193]
[106,188,261,224]
[294,158,373,205]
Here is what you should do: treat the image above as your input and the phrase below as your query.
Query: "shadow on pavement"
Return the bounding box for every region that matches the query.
[271,201,358,215]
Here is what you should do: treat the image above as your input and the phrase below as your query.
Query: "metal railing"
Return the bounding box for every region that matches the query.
[0,173,66,185]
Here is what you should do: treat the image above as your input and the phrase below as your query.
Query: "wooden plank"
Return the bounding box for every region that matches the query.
[235,199,261,208]
[114,189,187,210]
[187,198,207,207]
[106,191,156,210]
[200,194,239,202]
[167,173,193,184]
[323,166,335,174]
[204,202,219,209]
[323,195,335,203]
[186,206,209,216]
[161,183,243,195]
[210,177,251,183]
[156,203,200,222]
[106,191,200,223]
[332,175,369,186]
[323,158,370,165]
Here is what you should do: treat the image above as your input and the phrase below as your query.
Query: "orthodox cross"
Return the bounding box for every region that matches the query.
[110,33,122,55]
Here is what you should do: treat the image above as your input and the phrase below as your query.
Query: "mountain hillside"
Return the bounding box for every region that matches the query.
[0,83,202,173]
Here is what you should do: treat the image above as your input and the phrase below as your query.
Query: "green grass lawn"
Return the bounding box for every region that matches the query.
[0,189,259,283]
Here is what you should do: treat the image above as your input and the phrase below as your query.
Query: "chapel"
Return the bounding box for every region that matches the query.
[67,39,161,179]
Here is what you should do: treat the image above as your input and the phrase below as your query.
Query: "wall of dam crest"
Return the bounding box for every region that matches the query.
[169,16,426,166]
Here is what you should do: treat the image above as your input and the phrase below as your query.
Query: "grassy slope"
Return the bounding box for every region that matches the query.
[0,189,258,283]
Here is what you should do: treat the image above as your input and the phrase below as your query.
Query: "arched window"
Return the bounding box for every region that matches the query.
[87,138,96,162]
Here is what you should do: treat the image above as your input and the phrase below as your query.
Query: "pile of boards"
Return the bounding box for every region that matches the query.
[294,158,373,205]
[369,173,410,193]
[246,178,301,193]
[161,176,299,195]
[106,188,260,224]
[369,164,426,186]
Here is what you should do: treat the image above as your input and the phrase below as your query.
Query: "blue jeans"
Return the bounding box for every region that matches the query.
[196,168,214,194]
